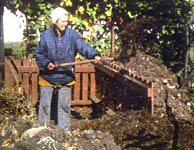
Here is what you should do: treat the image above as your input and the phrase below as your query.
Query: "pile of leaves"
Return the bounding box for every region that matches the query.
[0,88,37,122]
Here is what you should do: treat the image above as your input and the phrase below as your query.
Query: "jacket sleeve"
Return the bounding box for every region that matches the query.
[35,34,51,71]
[74,32,100,59]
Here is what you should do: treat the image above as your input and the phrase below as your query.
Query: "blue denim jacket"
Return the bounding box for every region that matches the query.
[35,27,99,85]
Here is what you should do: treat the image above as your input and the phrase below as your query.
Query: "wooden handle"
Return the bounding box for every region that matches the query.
[59,59,96,67]
[58,57,114,67]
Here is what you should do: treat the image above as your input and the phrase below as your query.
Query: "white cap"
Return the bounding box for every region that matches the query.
[50,7,69,24]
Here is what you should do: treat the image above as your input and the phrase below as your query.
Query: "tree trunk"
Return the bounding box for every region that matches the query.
[0,0,4,82]
[0,0,4,63]
[184,24,190,79]
[180,68,194,89]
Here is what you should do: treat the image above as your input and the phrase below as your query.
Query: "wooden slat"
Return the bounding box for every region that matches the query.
[71,100,92,106]
[82,73,88,100]
[22,59,30,100]
[9,56,21,67]
[75,65,95,73]
[73,73,81,100]
[17,66,39,73]
[31,59,38,66]
[4,58,22,87]
[4,59,18,87]
[31,72,38,105]
[90,72,96,99]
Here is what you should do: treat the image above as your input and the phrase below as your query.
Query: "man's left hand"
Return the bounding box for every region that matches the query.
[94,56,101,63]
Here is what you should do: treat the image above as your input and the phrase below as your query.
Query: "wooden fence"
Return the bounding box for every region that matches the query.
[4,56,155,115]
[4,57,96,106]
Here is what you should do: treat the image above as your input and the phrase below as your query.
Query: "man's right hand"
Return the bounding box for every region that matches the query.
[47,62,56,70]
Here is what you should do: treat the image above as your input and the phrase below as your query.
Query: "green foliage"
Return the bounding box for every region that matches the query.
[4,42,26,58]
[3,0,194,85]
[190,47,194,62]
[115,0,194,74]
[4,48,13,56]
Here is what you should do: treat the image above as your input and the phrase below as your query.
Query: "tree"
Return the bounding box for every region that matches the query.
[0,0,4,63]
[180,0,194,88]
[3,0,194,88]
[0,0,5,82]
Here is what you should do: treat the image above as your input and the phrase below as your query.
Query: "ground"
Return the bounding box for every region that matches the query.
[0,51,194,150]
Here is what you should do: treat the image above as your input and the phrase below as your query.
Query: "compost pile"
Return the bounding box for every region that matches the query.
[112,51,193,121]
[0,51,194,150]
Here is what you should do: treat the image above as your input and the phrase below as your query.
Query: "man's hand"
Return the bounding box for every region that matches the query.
[47,62,56,70]
[94,56,101,63]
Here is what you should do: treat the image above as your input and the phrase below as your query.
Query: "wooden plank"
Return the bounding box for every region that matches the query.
[22,59,30,100]
[90,97,102,104]
[71,100,92,106]
[9,56,22,66]
[4,58,22,87]
[17,66,39,73]
[22,74,30,100]
[82,73,88,100]
[75,65,95,73]
[31,59,38,68]
[90,72,96,99]
[4,59,17,87]
[12,59,22,67]
[73,73,81,100]
[31,72,38,105]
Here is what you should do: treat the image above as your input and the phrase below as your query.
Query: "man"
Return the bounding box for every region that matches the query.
[35,7,101,131]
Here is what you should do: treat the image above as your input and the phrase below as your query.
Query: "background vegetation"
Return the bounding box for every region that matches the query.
[2,0,194,89]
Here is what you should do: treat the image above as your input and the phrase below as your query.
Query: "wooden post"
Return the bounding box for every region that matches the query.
[73,72,81,100]
[147,82,154,115]
[31,71,38,105]
[90,72,96,99]
[82,72,88,100]
[22,59,30,101]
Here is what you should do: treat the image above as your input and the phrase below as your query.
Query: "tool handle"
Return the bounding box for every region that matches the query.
[59,59,95,67]
[57,57,113,67]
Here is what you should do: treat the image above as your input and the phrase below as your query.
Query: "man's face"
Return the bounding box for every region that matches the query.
[55,14,69,31]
